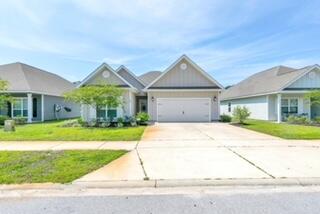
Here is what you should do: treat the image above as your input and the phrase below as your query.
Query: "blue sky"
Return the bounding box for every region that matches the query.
[0,0,319,86]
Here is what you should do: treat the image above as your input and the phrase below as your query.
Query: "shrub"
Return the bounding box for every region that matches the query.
[314,117,320,124]
[13,117,27,125]
[287,115,310,124]
[136,112,150,125]
[59,119,81,127]
[232,106,251,124]
[0,115,9,125]
[220,114,232,123]
[117,117,124,127]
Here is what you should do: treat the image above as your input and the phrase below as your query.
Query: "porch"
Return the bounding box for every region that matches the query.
[0,93,44,123]
[270,92,319,123]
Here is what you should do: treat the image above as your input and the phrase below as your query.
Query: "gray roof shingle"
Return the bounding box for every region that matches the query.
[221,65,313,100]
[0,62,76,96]
[139,71,162,86]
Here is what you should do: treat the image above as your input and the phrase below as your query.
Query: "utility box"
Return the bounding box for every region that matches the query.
[4,120,15,132]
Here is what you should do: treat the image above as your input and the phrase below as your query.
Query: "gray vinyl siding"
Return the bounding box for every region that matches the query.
[148,91,220,121]
[152,59,218,88]
[268,95,277,120]
[85,67,128,86]
[118,68,145,90]
[286,68,320,89]
[43,95,80,120]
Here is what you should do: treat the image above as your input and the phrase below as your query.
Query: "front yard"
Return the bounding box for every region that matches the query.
[241,120,320,139]
[0,120,145,141]
[0,150,127,184]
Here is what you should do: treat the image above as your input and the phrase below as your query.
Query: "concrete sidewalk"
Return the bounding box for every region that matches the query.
[0,141,137,151]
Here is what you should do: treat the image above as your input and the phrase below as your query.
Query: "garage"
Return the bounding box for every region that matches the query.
[157,98,211,122]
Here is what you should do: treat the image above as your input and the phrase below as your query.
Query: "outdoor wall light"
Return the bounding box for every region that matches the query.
[213,96,217,102]
[151,96,155,102]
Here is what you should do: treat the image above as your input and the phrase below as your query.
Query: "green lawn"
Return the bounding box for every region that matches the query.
[0,150,127,184]
[241,120,320,139]
[0,120,145,141]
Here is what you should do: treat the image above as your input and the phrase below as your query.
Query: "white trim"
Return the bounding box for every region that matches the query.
[27,93,32,123]
[11,97,28,119]
[277,94,282,123]
[147,89,222,92]
[116,65,146,87]
[41,94,44,122]
[144,55,224,90]
[77,63,138,92]
[280,65,320,90]
[5,90,64,97]
[156,97,211,122]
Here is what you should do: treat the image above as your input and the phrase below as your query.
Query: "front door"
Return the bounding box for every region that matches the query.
[138,99,148,113]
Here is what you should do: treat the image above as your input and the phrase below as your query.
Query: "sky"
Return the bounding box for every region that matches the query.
[0,0,319,86]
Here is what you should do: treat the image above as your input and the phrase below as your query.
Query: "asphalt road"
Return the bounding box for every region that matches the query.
[1,186,320,214]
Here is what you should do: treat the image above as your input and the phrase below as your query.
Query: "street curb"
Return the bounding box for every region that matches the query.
[1,178,320,191]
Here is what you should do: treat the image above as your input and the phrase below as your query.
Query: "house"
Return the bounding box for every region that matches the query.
[220,65,320,122]
[0,62,80,123]
[79,55,224,122]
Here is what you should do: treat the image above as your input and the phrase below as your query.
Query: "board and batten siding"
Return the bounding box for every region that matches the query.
[286,68,320,89]
[220,95,269,120]
[148,91,220,121]
[152,59,218,88]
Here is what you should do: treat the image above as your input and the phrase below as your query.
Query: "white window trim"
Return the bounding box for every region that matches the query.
[11,97,28,118]
[281,97,299,114]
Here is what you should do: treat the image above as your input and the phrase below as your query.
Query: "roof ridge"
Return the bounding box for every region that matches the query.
[18,63,32,91]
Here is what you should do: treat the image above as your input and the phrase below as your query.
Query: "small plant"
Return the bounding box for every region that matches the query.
[232,106,251,124]
[287,115,310,125]
[117,117,124,127]
[220,114,232,123]
[0,115,9,125]
[13,117,27,125]
[314,117,320,124]
[136,112,150,125]
[59,119,81,127]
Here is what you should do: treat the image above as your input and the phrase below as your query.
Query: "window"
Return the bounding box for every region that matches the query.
[281,98,298,114]
[96,106,118,120]
[12,98,28,117]
[228,103,231,112]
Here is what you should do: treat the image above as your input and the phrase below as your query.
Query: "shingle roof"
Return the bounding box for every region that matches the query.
[116,66,145,90]
[138,71,162,86]
[221,65,314,100]
[0,62,76,96]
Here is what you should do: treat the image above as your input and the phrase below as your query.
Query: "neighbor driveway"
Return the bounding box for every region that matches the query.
[76,123,320,182]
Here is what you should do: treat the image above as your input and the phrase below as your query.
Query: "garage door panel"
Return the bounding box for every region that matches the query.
[157,98,210,122]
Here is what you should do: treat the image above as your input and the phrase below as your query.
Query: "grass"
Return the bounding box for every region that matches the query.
[0,120,145,141]
[0,150,127,184]
[240,119,320,139]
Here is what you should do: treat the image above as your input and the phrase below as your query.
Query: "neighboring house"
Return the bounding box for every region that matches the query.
[221,65,320,122]
[79,55,224,122]
[0,62,80,123]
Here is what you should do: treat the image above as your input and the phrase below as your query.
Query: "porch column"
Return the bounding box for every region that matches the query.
[41,94,44,122]
[27,93,32,123]
[277,93,282,123]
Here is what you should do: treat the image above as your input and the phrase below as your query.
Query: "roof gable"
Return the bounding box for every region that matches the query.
[221,65,319,100]
[78,63,137,90]
[116,66,145,90]
[285,66,320,90]
[145,55,223,90]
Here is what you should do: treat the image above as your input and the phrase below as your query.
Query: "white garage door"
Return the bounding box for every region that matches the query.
[157,98,211,122]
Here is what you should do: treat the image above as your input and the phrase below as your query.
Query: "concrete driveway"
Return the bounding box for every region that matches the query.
[76,123,320,182]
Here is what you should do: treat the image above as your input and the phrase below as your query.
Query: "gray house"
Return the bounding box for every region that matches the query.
[79,55,224,122]
[0,62,80,123]
[221,65,320,122]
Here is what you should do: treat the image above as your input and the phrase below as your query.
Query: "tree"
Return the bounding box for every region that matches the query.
[64,84,124,109]
[0,79,12,109]
[232,106,251,124]
[305,90,320,106]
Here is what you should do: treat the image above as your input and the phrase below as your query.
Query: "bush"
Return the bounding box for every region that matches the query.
[220,114,232,123]
[0,115,9,125]
[136,112,150,125]
[59,119,81,127]
[13,117,27,125]
[117,117,124,127]
[314,117,320,124]
[287,115,310,124]
[232,106,251,124]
